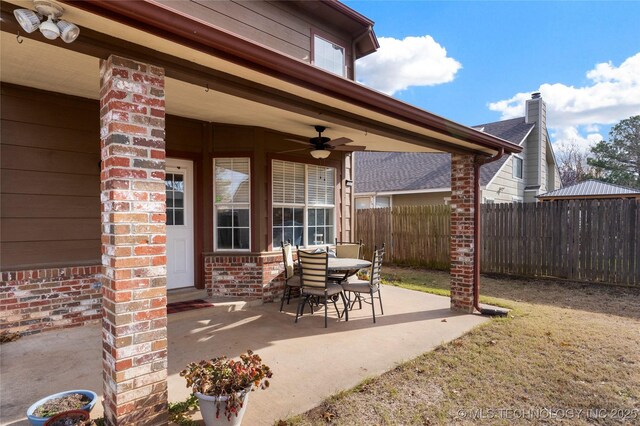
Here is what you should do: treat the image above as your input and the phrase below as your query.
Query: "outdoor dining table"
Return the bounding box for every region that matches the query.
[327,257,371,282]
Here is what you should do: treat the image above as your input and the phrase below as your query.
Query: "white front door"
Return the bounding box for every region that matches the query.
[166,158,194,289]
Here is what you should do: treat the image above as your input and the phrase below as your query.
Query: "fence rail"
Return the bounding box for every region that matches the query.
[355,199,639,286]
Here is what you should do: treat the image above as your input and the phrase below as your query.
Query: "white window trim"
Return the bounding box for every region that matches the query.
[213,157,251,252]
[312,34,346,77]
[513,155,524,180]
[512,196,524,203]
[272,160,337,248]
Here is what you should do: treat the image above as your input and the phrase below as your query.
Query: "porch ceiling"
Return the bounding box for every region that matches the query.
[1,0,521,155]
[0,31,438,153]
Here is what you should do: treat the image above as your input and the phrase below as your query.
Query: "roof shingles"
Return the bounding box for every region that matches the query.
[355,117,534,194]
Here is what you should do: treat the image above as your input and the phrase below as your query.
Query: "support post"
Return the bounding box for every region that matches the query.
[449,153,476,313]
[100,55,168,425]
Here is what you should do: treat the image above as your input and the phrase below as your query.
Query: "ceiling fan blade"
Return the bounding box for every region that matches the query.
[285,138,311,145]
[278,147,309,154]
[326,137,353,147]
[333,145,366,151]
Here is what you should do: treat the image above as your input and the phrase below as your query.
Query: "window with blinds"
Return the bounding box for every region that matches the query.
[313,35,345,77]
[214,158,250,250]
[272,160,335,247]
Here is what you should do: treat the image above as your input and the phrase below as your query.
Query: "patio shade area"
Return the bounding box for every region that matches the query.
[0,286,487,425]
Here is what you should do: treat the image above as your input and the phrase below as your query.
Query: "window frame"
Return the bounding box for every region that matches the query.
[213,157,252,252]
[374,195,392,209]
[311,29,348,78]
[271,159,337,249]
[355,196,372,210]
[513,155,524,180]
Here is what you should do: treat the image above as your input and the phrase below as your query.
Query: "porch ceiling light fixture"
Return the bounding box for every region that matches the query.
[310,149,331,159]
[13,1,80,43]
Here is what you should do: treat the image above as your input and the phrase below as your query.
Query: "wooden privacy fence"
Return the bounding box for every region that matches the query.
[355,199,639,286]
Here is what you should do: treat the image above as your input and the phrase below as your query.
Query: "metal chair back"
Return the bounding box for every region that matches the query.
[297,249,329,289]
[369,244,385,289]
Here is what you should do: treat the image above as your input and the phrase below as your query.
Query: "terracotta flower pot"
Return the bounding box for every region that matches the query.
[43,410,90,426]
[195,388,251,426]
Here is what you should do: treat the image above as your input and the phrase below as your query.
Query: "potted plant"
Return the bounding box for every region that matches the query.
[180,350,273,426]
[44,410,93,426]
[26,390,98,426]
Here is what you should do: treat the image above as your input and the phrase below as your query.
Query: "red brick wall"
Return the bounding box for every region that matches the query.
[450,154,475,313]
[0,254,288,335]
[205,254,286,301]
[100,55,168,425]
[0,266,101,335]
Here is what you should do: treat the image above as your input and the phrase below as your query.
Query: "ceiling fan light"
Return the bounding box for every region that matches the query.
[310,149,331,159]
[57,20,80,43]
[13,9,41,33]
[39,16,60,40]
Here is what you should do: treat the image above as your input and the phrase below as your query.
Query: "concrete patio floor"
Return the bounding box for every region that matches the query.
[1,285,487,425]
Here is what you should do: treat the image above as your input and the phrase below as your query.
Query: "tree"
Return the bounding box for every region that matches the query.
[555,140,594,186]
[587,115,640,189]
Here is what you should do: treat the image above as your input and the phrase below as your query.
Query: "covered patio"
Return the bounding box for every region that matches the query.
[0,285,487,425]
[1,1,521,424]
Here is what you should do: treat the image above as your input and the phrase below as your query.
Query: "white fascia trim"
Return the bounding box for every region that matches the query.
[376,188,452,196]
[484,127,532,189]
[357,186,493,197]
[518,125,535,147]
[484,155,511,189]
[545,128,560,167]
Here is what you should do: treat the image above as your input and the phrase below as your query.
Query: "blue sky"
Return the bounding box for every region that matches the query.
[345,1,640,150]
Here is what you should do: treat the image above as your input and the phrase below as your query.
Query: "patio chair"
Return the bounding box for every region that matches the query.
[334,239,363,259]
[341,244,385,323]
[279,241,302,312]
[329,239,363,282]
[296,248,349,328]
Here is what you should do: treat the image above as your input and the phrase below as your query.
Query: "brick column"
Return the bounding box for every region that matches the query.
[450,154,475,313]
[99,55,168,425]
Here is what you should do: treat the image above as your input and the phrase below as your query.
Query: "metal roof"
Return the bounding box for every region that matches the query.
[538,180,640,198]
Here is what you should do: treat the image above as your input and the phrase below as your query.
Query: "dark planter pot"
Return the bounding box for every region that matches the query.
[26,390,97,426]
[44,410,90,426]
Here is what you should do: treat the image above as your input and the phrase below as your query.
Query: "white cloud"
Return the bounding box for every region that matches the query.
[488,53,640,148]
[356,36,462,95]
[552,126,603,155]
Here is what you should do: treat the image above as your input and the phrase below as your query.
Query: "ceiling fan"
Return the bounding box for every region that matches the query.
[282,125,366,159]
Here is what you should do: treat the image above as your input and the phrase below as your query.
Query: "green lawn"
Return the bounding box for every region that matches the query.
[281,267,640,425]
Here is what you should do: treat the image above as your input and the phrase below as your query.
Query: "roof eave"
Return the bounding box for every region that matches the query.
[66,0,521,155]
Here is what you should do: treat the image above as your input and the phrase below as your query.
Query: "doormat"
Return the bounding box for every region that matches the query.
[167,299,214,314]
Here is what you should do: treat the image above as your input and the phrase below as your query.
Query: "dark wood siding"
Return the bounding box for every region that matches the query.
[157,0,309,60]
[1,84,350,272]
[0,84,101,270]
[156,0,355,78]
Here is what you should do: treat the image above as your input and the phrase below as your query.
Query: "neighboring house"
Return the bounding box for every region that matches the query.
[0,0,521,423]
[537,180,640,201]
[355,93,561,207]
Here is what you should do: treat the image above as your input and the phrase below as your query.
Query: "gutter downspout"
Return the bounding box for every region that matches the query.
[474,148,508,316]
